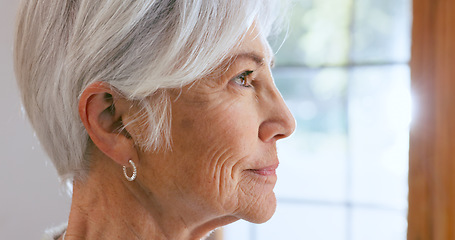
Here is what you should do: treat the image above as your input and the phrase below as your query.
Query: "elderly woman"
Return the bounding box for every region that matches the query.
[14,0,295,239]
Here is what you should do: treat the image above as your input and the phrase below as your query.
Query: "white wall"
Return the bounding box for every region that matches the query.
[0,0,71,239]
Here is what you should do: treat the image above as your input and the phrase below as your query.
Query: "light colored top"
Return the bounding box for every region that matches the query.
[41,223,67,240]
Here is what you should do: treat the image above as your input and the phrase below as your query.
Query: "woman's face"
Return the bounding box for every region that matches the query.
[136,27,295,225]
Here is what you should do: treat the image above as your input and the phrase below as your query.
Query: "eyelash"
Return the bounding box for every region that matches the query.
[231,70,254,88]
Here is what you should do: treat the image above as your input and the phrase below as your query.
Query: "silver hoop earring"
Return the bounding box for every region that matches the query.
[123,160,137,181]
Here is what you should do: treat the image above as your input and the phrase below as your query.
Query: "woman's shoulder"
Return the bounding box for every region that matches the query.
[41,223,67,240]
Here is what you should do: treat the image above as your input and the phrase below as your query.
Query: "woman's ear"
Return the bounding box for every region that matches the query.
[78,81,137,166]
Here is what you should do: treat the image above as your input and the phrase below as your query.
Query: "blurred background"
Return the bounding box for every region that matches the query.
[0,1,72,240]
[0,0,412,239]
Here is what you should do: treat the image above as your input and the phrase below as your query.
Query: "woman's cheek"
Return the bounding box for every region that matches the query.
[200,146,246,207]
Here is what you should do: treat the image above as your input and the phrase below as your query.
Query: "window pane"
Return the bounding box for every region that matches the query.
[351,207,407,240]
[272,0,353,67]
[348,64,410,209]
[256,203,348,240]
[351,0,411,64]
[273,68,348,202]
[224,204,348,240]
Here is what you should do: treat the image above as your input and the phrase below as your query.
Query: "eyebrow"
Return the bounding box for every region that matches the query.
[231,52,276,68]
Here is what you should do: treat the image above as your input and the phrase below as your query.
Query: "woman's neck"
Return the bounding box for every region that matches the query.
[63,156,231,240]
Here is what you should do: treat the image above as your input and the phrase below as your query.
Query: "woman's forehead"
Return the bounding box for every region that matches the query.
[229,28,275,67]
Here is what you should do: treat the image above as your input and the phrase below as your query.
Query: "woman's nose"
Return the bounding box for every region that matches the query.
[258,83,296,142]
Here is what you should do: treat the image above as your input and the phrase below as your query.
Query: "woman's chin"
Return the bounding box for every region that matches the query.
[240,192,277,224]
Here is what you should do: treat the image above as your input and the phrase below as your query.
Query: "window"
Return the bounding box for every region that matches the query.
[224,0,411,239]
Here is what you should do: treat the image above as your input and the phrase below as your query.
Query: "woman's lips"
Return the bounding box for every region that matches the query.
[248,163,279,176]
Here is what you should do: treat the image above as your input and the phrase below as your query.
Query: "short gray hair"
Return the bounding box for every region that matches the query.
[14,0,284,182]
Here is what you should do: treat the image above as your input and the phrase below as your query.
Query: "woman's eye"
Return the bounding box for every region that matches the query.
[231,71,254,88]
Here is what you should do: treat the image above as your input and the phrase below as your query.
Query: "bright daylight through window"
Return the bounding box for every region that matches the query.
[224,0,411,239]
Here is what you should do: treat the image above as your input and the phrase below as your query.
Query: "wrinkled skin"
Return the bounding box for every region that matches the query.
[71,25,295,240]
[135,25,295,227]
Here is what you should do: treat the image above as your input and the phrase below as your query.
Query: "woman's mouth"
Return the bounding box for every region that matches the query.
[248,163,279,176]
